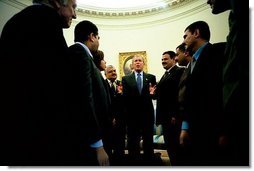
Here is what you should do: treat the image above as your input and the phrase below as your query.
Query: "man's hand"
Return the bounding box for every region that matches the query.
[112,118,116,126]
[179,130,190,146]
[149,83,156,95]
[116,83,123,94]
[95,146,110,166]
[171,117,176,125]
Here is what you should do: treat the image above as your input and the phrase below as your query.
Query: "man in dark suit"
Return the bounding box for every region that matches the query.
[207,0,249,165]
[122,55,156,164]
[104,65,126,165]
[175,43,193,166]
[68,20,110,166]
[180,21,224,165]
[154,51,184,166]
[0,0,77,165]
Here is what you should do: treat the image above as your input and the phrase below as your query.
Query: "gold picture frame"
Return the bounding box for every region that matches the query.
[119,51,148,79]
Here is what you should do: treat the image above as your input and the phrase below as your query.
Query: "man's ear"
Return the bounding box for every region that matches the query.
[194,29,200,38]
[89,33,96,42]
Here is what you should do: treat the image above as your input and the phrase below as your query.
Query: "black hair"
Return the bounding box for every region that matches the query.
[74,20,98,43]
[184,21,210,41]
[162,51,176,59]
[176,43,186,53]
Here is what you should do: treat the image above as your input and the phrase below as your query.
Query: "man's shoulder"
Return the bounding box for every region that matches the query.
[69,43,84,51]
[145,72,156,78]
[122,73,133,81]
[19,4,58,21]
[122,74,130,80]
[175,65,185,73]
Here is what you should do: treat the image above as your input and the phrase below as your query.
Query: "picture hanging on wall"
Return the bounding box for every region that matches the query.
[118,51,148,79]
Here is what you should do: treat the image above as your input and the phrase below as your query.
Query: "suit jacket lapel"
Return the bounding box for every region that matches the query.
[143,72,150,94]
[129,73,138,92]
[191,43,211,75]
[179,65,191,88]
[159,65,177,85]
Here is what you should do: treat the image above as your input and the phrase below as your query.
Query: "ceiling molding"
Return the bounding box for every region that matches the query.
[76,0,195,18]
[74,0,209,30]
[1,0,210,30]
[0,0,30,10]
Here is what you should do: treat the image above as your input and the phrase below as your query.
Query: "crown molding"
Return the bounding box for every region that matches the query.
[1,0,210,30]
[76,0,195,18]
[74,0,209,30]
[0,0,30,10]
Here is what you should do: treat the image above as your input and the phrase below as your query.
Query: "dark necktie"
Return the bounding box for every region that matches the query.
[110,82,115,94]
[137,73,142,94]
[163,71,169,78]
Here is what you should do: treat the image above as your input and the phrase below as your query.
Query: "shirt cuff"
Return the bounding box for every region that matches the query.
[181,121,189,130]
[90,140,103,148]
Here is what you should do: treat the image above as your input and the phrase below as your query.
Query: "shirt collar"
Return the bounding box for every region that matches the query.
[166,64,176,73]
[75,42,93,58]
[107,79,115,84]
[134,71,143,77]
[193,42,208,61]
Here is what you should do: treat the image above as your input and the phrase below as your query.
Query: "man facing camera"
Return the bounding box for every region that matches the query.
[154,51,184,166]
[105,65,126,165]
[122,55,156,164]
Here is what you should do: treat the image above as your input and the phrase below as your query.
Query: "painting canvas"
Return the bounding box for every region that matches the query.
[118,51,147,79]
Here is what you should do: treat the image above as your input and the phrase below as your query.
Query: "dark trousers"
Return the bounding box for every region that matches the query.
[127,120,154,160]
[112,119,126,157]
[162,121,181,166]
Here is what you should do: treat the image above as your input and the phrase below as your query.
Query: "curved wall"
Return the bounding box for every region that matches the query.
[0,0,230,79]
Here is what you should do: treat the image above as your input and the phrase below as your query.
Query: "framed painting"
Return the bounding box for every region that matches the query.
[118,51,148,79]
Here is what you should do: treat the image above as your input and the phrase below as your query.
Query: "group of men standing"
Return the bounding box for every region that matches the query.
[0,0,248,166]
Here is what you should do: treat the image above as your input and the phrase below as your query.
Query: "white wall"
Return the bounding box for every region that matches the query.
[0,0,230,80]
[63,1,230,80]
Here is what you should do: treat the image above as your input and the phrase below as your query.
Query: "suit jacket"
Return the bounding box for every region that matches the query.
[183,43,223,142]
[178,64,191,122]
[122,72,156,125]
[105,79,124,120]
[156,65,184,125]
[69,43,110,146]
[0,4,73,164]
